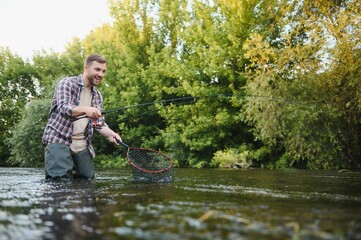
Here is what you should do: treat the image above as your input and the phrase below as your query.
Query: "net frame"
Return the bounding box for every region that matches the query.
[126,146,173,173]
[118,142,174,182]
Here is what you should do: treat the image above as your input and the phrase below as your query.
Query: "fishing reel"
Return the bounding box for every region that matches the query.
[93,116,107,130]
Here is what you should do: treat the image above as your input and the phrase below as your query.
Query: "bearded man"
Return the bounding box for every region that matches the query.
[42,54,121,180]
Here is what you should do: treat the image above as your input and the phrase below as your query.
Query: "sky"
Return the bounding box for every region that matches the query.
[0,0,113,60]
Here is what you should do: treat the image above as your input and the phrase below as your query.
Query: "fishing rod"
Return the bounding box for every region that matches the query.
[72,96,199,121]
[73,93,311,121]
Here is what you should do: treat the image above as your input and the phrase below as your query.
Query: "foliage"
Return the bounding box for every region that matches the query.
[243,0,361,169]
[6,99,50,167]
[211,146,252,169]
[32,38,85,97]
[211,145,273,168]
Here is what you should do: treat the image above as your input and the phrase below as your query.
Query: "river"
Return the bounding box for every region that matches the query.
[0,167,360,239]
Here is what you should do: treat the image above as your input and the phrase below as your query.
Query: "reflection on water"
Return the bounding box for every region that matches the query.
[0,167,361,239]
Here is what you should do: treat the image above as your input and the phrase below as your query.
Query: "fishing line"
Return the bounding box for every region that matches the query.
[102,96,198,114]
[101,93,312,116]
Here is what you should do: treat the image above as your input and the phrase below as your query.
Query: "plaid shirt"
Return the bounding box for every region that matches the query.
[42,74,105,158]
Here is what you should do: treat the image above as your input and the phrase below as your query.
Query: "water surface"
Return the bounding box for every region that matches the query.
[0,167,361,239]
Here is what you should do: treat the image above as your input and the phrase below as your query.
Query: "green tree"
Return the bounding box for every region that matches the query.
[32,38,85,98]
[243,0,361,168]
[155,0,268,167]
[0,48,38,165]
[105,0,277,167]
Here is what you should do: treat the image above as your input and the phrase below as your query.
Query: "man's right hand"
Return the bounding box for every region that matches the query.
[85,107,102,120]
[72,106,102,120]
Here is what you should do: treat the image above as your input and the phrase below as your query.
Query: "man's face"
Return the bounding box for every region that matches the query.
[85,61,107,86]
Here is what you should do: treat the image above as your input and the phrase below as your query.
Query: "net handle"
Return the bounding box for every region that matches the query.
[116,139,129,148]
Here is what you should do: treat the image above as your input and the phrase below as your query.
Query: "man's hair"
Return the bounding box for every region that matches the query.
[84,54,107,65]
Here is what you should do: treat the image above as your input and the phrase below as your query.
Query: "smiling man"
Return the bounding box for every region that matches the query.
[42,54,121,180]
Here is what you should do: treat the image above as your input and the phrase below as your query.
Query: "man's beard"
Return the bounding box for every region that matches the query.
[88,74,101,86]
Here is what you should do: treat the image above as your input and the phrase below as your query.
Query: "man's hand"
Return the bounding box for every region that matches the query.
[99,126,122,145]
[107,133,122,145]
[72,106,102,120]
[85,107,102,120]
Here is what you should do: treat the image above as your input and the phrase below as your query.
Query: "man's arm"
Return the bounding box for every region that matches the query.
[98,126,122,144]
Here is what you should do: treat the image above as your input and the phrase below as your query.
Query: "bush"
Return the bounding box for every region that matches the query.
[211,145,253,168]
[7,99,51,167]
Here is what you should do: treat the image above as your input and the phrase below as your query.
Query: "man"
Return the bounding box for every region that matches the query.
[42,54,121,180]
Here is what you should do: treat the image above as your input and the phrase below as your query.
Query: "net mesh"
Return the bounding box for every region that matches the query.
[127,148,174,182]
[131,167,174,183]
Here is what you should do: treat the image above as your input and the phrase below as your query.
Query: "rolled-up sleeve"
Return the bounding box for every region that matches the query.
[56,78,76,118]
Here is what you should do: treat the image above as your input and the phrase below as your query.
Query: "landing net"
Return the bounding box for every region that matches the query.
[127,148,174,183]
